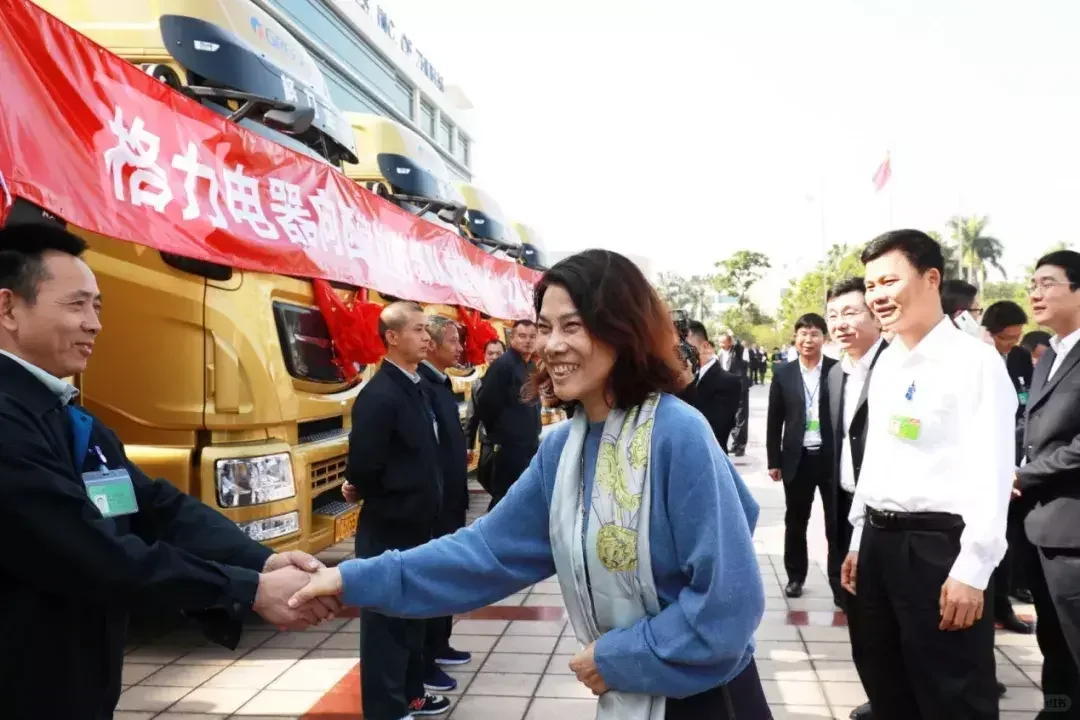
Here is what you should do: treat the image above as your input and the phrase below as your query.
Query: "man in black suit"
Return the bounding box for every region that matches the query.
[767,313,838,598]
[1016,250,1080,717]
[825,278,885,720]
[718,331,752,456]
[981,300,1037,632]
[0,224,335,719]
[475,320,541,509]
[418,315,473,691]
[341,301,450,719]
[686,321,742,452]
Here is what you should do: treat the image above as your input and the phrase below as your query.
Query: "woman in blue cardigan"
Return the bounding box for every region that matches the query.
[292,249,770,719]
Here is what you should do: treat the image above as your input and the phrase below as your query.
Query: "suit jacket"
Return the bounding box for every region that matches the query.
[0,353,271,719]
[474,349,541,447]
[766,356,838,483]
[723,344,749,377]
[826,342,888,523]
[418,362,470,535]
[349,361,443,551]
[692,360,742,451]
[1017,339,1080,548]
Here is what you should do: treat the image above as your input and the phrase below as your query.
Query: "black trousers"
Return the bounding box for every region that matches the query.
[1024,539,1080,719]
[360,609,425,720]
[423,615,454,674]
[729,377,751,453]
[475,441,495,494]
[664,659,772,719]
[782,449,834,584]
[855,518,997,720]
[487,442,537,510]
[991,500,1029,621]
[828,487,855,606]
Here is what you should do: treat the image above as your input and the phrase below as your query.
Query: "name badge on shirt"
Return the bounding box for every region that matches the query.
[82,469,139,518]
[887,415,921,441]
[805,419,821,432]
[1018,390,1029,406]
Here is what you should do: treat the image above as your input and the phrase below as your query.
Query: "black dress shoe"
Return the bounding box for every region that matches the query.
[785,581,803,598]
[849,702,873,719]
[998,610,1035,634]
[998,681,1007,697]
[1011,588,1035,604]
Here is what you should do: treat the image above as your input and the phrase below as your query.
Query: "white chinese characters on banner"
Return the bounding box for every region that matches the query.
[222,164,280,240]
[171,142,228,228]
[269,178,317,247]
[103,107,173,213]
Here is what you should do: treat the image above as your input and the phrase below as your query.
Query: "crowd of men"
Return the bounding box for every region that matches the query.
[759,230,1080,720]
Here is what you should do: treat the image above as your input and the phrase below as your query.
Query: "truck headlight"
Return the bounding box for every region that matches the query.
[216,453,296,508]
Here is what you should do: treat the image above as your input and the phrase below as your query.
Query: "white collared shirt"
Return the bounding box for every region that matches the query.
[718,348,733,371]
[847,317,1017,590]
[0,349,79,404]
[1049,327,1080,380]
[799,358,823,448]
[839,339,884,494]
[696,356,718,384]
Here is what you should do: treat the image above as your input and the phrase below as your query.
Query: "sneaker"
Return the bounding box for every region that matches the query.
[424,667,458,692]
[408,694,451,716]
[434,647,472,666]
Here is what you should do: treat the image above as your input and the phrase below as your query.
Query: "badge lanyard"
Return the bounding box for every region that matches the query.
[803,373,820,425]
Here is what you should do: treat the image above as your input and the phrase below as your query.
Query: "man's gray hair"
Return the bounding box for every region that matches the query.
[426,315,458,346]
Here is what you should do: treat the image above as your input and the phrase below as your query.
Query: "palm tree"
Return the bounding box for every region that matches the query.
[928,230,962,279]
[946,215,1006,290]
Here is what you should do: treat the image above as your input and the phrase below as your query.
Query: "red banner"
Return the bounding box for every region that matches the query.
[0,0,540,319]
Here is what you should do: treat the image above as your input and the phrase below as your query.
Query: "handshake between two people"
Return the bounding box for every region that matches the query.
[252,551,346,631]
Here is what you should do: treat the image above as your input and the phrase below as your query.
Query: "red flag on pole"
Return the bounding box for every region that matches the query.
[872,151,892,191]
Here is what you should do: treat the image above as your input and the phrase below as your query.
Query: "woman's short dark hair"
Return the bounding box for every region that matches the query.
[526,249,683,410]
[981,301,1028,334]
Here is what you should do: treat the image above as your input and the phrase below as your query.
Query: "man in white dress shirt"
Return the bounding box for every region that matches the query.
[841,230,1016,720]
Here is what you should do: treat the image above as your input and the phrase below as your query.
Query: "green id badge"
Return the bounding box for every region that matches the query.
[888,415,921,441]
[805,419,820,432]
[83,469,139,518]
[1018,391,1029,406]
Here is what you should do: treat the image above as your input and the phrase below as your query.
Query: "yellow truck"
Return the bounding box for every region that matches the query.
[23,0,523,554]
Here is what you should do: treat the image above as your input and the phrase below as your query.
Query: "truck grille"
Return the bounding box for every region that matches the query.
[310,455,348,494]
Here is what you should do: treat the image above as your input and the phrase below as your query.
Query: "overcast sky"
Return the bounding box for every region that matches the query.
[384,0,1080,292]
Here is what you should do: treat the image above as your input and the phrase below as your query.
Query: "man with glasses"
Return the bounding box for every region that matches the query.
[1015,251,1080,717]
[767,313,838,598]
[825,278,886,720]
[942,278,982,326]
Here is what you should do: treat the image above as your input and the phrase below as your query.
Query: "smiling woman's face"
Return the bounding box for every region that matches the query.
[536,284,616,418]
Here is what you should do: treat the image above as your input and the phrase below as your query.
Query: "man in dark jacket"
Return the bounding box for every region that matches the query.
[418,315,473,691]
[718,331,752,456]
[766,314,838,598]
[464,338,505,493]
[686,321,742,451]
[475,319,541,509]
[341,301,450,719]
[0,224,334,720]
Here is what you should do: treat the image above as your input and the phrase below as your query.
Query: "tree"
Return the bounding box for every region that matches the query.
[776,244,864,332]
[929,230,962,280]
[718,301,771,342]
[654,272,718,322]
[946,215,1006,290]
[714,250,771,310]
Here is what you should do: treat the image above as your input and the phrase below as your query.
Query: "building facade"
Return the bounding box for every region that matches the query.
[254,0,475,181]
